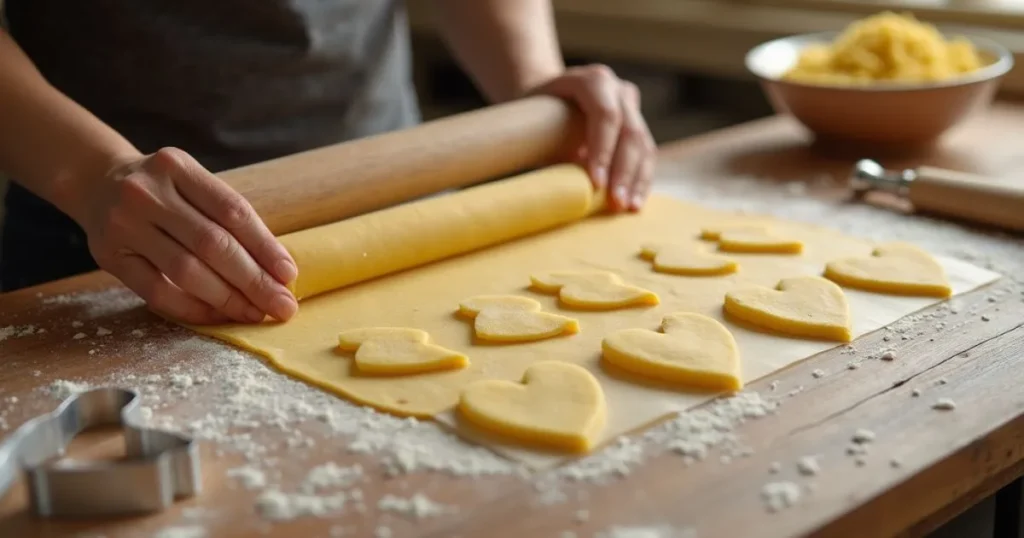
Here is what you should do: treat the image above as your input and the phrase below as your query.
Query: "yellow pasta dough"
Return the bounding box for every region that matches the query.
[458,361,606,453]
[639,243,738,276]
[824,243,952,298]
[337,327,468,375]
[783,12,985,86]
[183,164,994,464]
[602,312,742,391]
[458,295,578,342]
[717,229,804,255]
[724,276,852,342]
[530,270,659,310]
[699,224,770,241]
[281,164,600,300]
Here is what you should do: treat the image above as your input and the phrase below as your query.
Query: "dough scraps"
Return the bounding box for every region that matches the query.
[530,270,660,310]
[724,276,852,342]
[717,229,804,254]
[603,312,742,391]
[639,243,738,276]
[337,327,468,376]
[458,361,606,453]
[824,243,953,298]
[458,295,578,342]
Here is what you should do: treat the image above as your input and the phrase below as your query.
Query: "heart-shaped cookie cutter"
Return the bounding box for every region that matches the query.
[0,387,200,517]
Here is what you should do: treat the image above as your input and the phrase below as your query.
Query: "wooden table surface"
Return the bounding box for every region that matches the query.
[2,104,1023,538]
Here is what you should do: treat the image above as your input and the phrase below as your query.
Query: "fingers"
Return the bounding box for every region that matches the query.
[540,66,622,191]
[146,148,298,321]
[155,190,296,322]
[108,251,229,325]
[607,82,657,212]
[130,222,266,324]
[606,84,641,211]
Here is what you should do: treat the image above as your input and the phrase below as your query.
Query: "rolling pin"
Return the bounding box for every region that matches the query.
[850,159,1024,232]
[220,96,584,236]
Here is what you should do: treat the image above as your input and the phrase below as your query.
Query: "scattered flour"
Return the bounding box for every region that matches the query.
[301,463,363,492]
[377,493,453,519]
[72,332,87,340]
[761,481,802,512]
[226,466,267,490]
[933,398,957,411]
[153,525,207,538]
[42,288,146,319]
[811,369,825,379]
[255,489,348,521]
[852,429,876,444]
[0,325,39,342]
[96,326,113,336]
[48,379,90,399]
[796,456,820,476]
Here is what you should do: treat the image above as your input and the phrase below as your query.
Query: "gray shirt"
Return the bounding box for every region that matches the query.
[4,0,421,172]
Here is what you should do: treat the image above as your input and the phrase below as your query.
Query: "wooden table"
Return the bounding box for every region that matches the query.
[2,104,1023,538]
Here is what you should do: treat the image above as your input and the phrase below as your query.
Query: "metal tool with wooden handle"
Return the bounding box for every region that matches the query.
[851,159,1024,232]
[221,96,584,236]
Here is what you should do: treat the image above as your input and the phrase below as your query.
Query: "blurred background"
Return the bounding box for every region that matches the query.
[407,0,1024,142]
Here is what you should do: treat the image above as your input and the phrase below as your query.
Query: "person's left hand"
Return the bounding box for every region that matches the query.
[528,64,657,212]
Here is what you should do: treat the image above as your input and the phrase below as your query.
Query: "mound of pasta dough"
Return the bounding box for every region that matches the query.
[784,11,984,85]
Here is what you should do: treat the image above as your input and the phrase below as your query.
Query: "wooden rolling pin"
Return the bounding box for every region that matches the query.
[851,159,1024,232]
[220,96,584,236]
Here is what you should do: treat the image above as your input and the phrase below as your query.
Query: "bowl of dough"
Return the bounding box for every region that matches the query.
[745,12,1014,146]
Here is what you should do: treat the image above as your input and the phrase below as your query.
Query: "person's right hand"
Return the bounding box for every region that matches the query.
[72,147,299,325]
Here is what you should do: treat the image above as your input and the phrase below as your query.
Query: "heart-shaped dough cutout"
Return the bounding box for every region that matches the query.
[458,361,606,452]
[603,312,742,391]
[724,276,852,342]
[337,327,468,375]
[717,229,803,254]
[699,223,770,241]
[530,270,659,310]
[458,295,578,342]
[824,243,952,298]
[640,243,738,276]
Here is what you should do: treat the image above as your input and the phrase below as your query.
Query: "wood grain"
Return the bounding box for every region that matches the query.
[221,95,583,236]
[1,104,1023,537]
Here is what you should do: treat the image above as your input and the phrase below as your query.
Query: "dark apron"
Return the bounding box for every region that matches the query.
[0,0,420,291]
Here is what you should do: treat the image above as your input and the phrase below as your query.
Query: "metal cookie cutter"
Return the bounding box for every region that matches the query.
[0,387,201,517]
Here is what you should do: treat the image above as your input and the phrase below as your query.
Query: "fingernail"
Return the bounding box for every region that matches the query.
[615,185,629,207]
[592,166,607,189]
[270,293,298,321]
[631,194,645,211]
[274,259,298,284]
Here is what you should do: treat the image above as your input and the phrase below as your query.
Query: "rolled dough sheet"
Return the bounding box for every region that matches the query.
[188,168,1000,469]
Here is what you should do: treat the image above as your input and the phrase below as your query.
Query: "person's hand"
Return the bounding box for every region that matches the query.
[529,64,657,212]
[71,147,299,325]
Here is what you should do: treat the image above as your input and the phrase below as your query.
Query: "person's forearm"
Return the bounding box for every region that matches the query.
[431,0,565,103]
[0,30,139,223]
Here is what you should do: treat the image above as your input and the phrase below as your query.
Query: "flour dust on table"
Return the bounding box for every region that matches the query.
[183,164,997,468]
